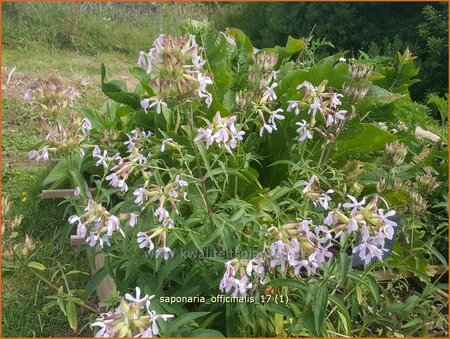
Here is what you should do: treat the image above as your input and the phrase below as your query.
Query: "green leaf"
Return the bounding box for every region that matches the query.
[129,66,154,96]
[68,169,89,202]
[356,85,402,112]
[66,301,78,331]
[277,36,305,59]
[266,278,307,291]
[84,267,107,299]
[332,123,395,159]
[265,303,295,319]
[101,63,141,110]
[301,309,317,336]
[166,312,210,336]
[189,329,225,337]
[28,261,46,271]
[313,285,328,336]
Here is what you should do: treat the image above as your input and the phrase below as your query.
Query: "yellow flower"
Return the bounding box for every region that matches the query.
[21,197,27,202]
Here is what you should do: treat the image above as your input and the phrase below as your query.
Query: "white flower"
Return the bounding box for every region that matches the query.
[323,210,335,226]
[330,93,343,108]
[154,207,170,224]
[296,120,313,142]
[259,123,273,137]
[93,146,108,167]
[192,53,206,69]
[269,240,289,272]
[81,118,92,134]
[232,275,252,297]
[263,82,278,101]
[137,51,147,67]
[77,224,87,237]
[335,110,347,122]
[124,286,151,305]
[74,187,81,196]
[175,175,188,187]
[155,246,173,260]
[148,98,167,114]
[302,175,316,193]
[137,232,154,252]
[246,258,265,277]
[309,97,322,117]
[129,213,139,228]
[194,127,214,148]
[28,148,49,162]
[343,195,366,215]
[160,138,173,152]
[68,215,81,225]
[289,258,313,276]
[339,57,347,62]
[141,98,150,113]
[296,81,316,93]
[287,100,300,115]
[133,188,148,205]
[317,189,334,210]
[377,209,397,240]
[86,233,103,248]
[105,215,121,237]
[268,108,285,128]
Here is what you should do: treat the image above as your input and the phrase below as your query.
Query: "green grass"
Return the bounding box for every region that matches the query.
[2,166,95,337]
[1,45,137,337]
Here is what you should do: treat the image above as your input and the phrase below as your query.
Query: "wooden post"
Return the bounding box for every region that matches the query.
[44,189,116,302]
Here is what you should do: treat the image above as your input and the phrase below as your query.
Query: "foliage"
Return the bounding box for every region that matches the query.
[215,2,448,101]
[26,21,448,337]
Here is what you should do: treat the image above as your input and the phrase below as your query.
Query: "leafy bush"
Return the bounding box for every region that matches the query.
[215,2,448,101]
[27,21,448,337]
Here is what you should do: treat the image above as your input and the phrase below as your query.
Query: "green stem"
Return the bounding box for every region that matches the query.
[29,269,99,314]
[187,104,213,214]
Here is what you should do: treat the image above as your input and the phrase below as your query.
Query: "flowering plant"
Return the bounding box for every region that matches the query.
[30,21,447,337]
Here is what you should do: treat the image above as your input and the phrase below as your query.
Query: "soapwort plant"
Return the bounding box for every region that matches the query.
[28,21,448,337]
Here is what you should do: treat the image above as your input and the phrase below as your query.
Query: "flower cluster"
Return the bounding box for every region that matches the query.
[2,196,35,261]
[287,80,347,141]
[219,220,334,296]
[195,112,245,154]
[69,199,124,248]
[29,114,92,162]
[138,34,213,109]
[301,175,334,210]
[325,195,398,264]
[219,258,264,297]
[23,81,80,109]
[94,129,153,192]
[133,174,189,260]
[268,221,333,276]
[91,287,173,338]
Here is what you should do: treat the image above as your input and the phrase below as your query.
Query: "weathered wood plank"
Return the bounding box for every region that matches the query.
[42,188,96,199]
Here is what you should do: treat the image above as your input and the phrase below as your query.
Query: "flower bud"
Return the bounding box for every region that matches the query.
[350,182,364,196]
[384,141,408,167]
[416,174,439,192]
[256,52,278,72]
[409,191,427,215]
[392,179,403,191]
[349,64,374,81]
[377,178,387,193]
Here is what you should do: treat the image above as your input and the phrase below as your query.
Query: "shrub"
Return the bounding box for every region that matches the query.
[27,21,448,337]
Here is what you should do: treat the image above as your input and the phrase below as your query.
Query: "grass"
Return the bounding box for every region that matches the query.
[1,44,137,337]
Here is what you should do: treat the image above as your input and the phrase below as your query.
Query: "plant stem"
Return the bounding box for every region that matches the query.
[29,268,99,314]
[187,104,213,214]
